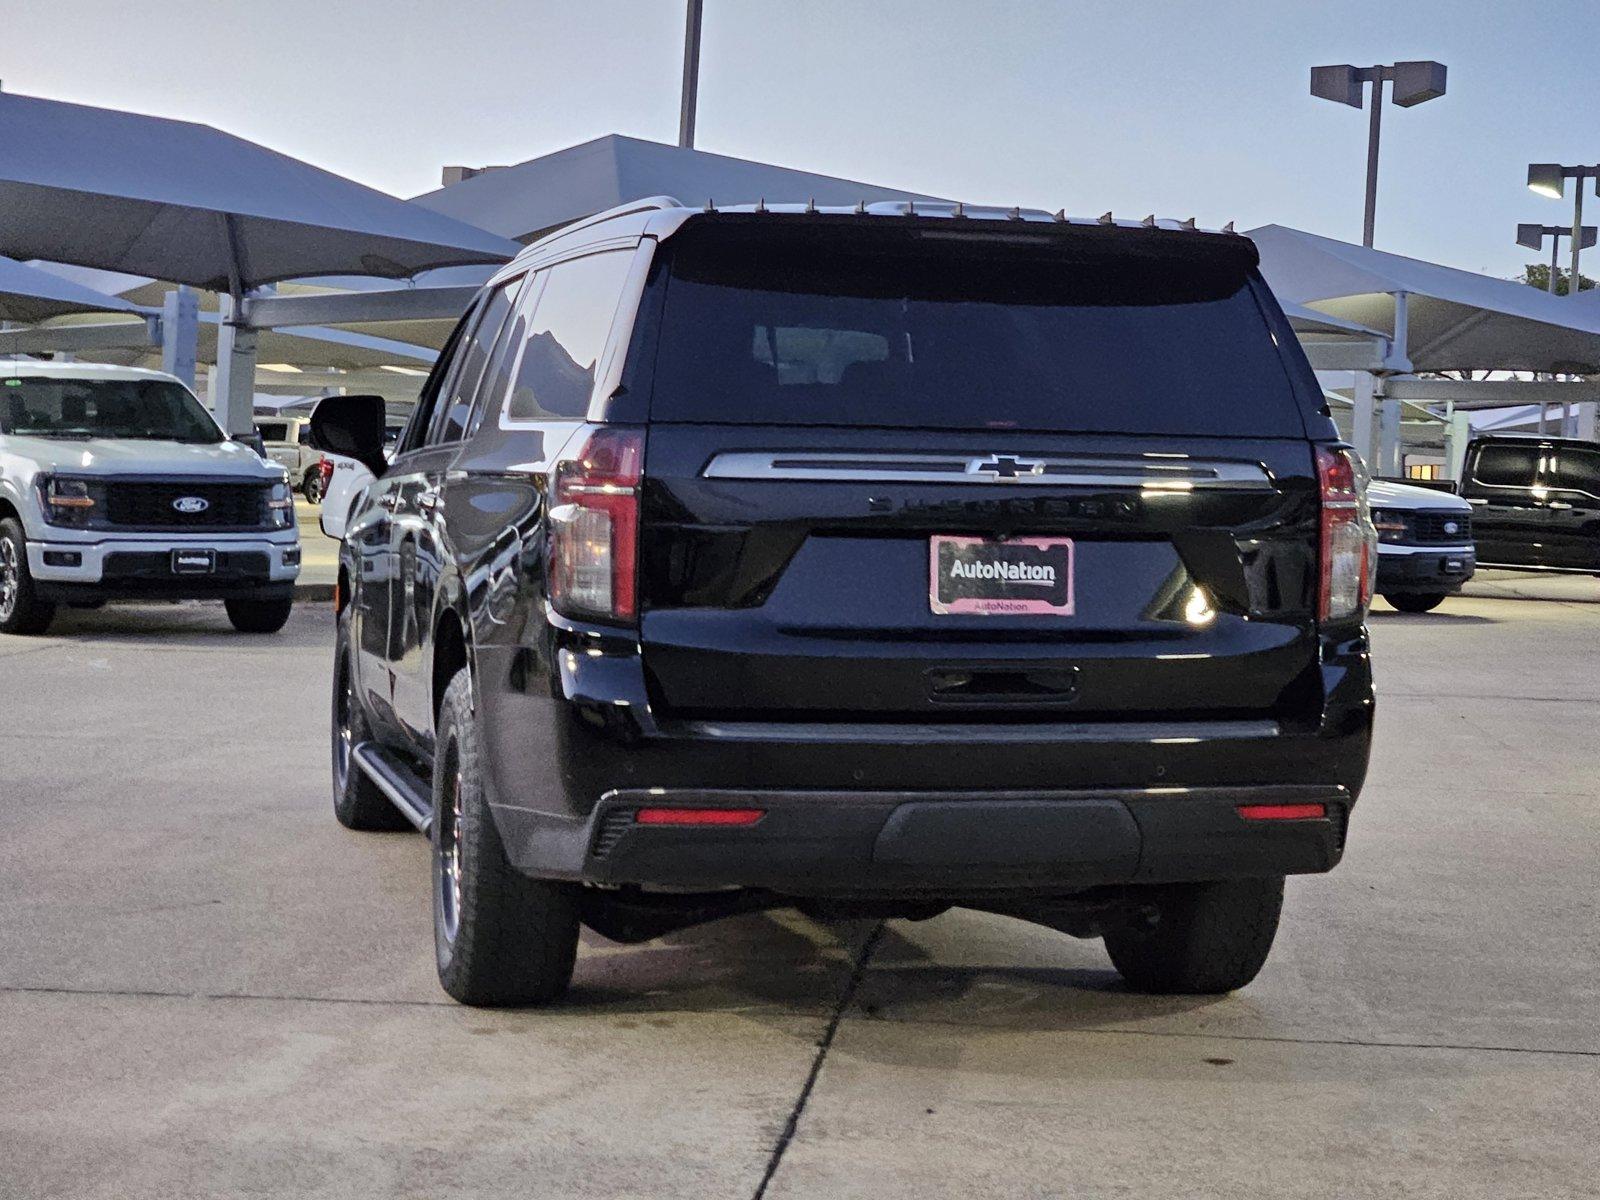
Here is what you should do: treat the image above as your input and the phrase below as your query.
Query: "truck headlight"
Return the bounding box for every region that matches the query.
[265,480,295,529]
[36,474,100,528]
[1371,509,1408,544]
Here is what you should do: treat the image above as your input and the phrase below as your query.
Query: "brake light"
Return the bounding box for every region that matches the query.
[635,808,765,826]
[549,427,644,623]
[1316,446,1375,623]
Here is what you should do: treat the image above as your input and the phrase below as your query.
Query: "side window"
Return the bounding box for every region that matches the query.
[430,276,524,446]
[1472,444,1541,488]
[465,278,538,440]
[1553,448,1600,497]
[397,300,480,457]
[297,424,312,446]
[505,251,634,422]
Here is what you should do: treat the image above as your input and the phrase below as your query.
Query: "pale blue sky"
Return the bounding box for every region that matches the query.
[6,0,1597,279]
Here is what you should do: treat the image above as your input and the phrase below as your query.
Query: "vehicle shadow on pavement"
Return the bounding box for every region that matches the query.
[1370,611,1498,625]
[37,602,331,645]
[846,920,1224,1032]
[557,911,1221,1034]
[563,910,881,1015]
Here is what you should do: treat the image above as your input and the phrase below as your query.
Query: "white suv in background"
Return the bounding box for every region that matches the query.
[0,361,300,635]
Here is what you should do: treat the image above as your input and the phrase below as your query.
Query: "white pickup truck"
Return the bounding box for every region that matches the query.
[1368,478,1476,613]
[0,361,300,635]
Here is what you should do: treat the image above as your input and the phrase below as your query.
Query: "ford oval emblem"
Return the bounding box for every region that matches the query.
[172,496,210,514]
[1443,520,1459,535]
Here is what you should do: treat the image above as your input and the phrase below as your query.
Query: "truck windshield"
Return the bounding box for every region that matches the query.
[0,376,223,443]
[646,223,1308,437]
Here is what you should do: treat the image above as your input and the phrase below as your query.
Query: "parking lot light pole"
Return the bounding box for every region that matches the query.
[1516,222,1597,294]
[679,0,704,149]
[1528,164,1600,298]
[1311,61,1447,247]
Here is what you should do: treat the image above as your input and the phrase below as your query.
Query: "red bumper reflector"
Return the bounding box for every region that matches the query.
[634,808,765,827]
[1237,803,1327,821]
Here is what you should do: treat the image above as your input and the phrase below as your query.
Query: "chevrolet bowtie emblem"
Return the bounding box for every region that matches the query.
[967,455,1045,480]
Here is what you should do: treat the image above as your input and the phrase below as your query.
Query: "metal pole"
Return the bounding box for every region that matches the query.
[1363,72,1384,248]
[1571,177,1585,299]
[678,0,704,149]
[1549,233,1560,295]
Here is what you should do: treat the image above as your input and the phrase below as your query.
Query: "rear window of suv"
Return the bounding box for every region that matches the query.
[644,222,1308,437]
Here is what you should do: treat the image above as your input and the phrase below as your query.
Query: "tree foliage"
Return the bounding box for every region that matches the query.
[1520,264,1596,295]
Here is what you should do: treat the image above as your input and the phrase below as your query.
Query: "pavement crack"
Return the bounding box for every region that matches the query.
[752,921,885,1200]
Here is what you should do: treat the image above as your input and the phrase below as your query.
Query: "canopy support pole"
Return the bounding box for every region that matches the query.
[160,286,199,391]
[214,293,258,438]
[213,214,258,437]
[1377,386,1403,477]
[1352,372,1377,467]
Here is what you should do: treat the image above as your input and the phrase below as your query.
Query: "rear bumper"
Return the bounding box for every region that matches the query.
[1375,544,1475,593]
[497,783,1350,894]
[475,626,1373,896]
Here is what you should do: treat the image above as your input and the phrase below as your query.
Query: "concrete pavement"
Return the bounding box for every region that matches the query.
[0,579,1595,1198]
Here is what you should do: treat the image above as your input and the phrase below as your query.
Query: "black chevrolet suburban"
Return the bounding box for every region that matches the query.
[313,200,1377,1006]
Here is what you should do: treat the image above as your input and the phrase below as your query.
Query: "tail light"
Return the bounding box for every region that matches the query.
[549,427,644,623]
[1317,446,1376,624]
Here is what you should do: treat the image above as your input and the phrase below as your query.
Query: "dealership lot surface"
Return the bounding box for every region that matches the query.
[1,579,1596,1199]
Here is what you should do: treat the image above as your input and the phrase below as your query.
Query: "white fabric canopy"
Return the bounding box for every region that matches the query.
[1250,224,1600,374]
[412,134,947,244]
[0,255,140,322]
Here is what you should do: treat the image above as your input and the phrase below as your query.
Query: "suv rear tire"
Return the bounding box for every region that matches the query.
[332,623,412,831]
[224,596,293,633]
[1104,876,1284,994]
[432,668,580,1007]
[0,517,55,636]
[1383,591,1445,613]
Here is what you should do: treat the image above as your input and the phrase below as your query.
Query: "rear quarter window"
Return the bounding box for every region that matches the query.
[643,223,1310,438]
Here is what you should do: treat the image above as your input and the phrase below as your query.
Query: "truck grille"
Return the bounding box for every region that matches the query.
[103,481,268,530]
[1408,511,1472,544]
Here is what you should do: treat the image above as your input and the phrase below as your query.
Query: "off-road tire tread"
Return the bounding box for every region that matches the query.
[0,518,56,636]
[1104,876,1284,994]
[434,669,579,1007]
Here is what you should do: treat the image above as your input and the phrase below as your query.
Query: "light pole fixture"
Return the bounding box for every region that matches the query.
[1516,222,1597,294]
[1311,61,1447,248]
[1527,164,1600,298]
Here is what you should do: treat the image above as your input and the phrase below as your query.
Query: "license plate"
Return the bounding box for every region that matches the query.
[171,549,216,575]
[929,536,1075,616]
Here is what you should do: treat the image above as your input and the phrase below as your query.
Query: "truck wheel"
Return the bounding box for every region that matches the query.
[1104,876,1284,995]
[432,668,580,1007]
[0,518,56,636]
[224,596,293,633]
[332,623,411,831]
[303,473,324,505]
[1383,592,1445,613]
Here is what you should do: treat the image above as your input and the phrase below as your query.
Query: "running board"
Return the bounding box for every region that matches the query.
[351,741,433,833]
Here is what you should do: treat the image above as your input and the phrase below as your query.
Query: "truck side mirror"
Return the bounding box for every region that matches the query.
[309,395,389,479]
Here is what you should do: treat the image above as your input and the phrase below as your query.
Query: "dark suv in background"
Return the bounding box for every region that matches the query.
[1461,434,1600,574]
[313,199,1377,1007]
